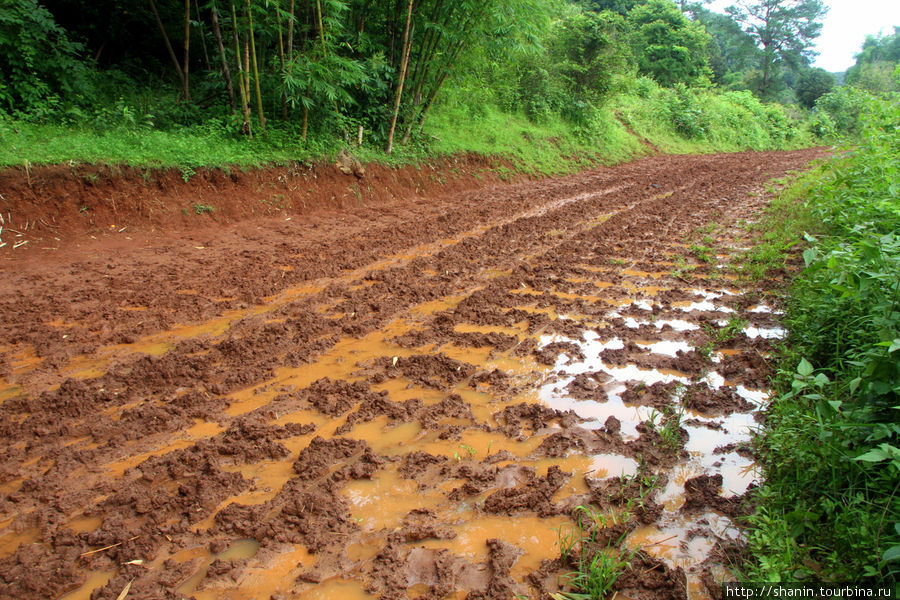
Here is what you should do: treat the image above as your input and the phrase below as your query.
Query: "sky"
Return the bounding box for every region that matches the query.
[707,0,900,72]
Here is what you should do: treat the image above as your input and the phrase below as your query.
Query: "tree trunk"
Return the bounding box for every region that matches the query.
[244,39,252,115]
[245,0,266,130]
[231,2,252,136]
[147,0,186,96]
[194,0,211,70]
[386,0,414,154]
[276,1,288,120]
[210,6,236,114]
[407,68,448,142]
[183,0,191,101]
[287,0,295,58]
[315,0,327,54]
[302,102,308,140]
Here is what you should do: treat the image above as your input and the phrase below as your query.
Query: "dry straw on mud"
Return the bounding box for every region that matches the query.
[115,579,133,600]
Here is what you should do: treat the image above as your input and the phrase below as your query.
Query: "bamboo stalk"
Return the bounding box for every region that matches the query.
[231,2,252,136]
[194,0,211,70]
[210,5,236,114]
[286,0,295,58]
[276,0,288,120]
[386,0,414,154]
[183,0,191,101]
[147,0,186,95]
[245,0,266,130]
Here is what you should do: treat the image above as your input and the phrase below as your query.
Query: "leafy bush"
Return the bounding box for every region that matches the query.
[813,86,871,137]
[626,0,712,87]
[668,84,708,138]
[746,93,900,583]
[0,0,93,116]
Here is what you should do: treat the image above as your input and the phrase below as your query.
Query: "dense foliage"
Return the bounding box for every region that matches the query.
[0,0,91,115]
[626,0,711,86]
[726,0,827,100]
[845,27,900,93]
[746,92,900,583]
[0,0,838,160]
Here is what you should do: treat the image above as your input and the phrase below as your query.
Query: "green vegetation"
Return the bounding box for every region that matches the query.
[745,93,900,583]
[554,505,634,600]
[0,0,841,174]
[701,316,750,357]
[845,27,900,93]
[649,403,686,450]
[689,243,715,263]
[726,0,826,100]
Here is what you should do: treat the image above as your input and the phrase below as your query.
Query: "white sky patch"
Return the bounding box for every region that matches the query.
[706,0,900,73]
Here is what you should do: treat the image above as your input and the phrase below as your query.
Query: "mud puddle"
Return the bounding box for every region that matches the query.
[0,149,823,600]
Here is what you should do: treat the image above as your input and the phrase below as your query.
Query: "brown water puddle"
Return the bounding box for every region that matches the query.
[58,570,117,600]
[419,513,570,580]
[177,539,261,596]
[192,544,314,600]
[344,466,447,531]
[0,527,40,560]
[293,579,374,600]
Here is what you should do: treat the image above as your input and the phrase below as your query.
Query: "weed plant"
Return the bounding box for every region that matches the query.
[745,92,900,583]
[554,505,634,600]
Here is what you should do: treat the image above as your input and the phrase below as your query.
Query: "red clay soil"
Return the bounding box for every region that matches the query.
[0,149,826,600]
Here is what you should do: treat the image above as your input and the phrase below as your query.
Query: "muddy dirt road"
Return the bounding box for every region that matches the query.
[0,149,824,600]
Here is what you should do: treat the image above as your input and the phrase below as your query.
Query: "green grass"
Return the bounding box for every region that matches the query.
[689,243,715,263]
[615,82,815,154]
[423,102,643,175]
[735,173,826,281]
[0,79,818,175]
[0,119,335,169]
[647,403,686,451]
[743,92,900,584]
[554,505,634,600]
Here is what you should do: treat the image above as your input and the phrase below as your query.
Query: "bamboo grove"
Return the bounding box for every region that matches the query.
[119,0,550,151]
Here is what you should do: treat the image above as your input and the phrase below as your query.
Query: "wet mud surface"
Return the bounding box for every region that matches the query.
[0,149,824,599]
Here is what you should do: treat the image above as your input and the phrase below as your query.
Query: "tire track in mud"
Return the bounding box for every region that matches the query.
[0,149,824,600]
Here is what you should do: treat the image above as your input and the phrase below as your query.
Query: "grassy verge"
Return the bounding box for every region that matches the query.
[742,92,900,582]
[615,81,815,154]
[0,79,816,175]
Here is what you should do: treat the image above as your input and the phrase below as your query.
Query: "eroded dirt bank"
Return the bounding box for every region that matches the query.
[0,149,825,600]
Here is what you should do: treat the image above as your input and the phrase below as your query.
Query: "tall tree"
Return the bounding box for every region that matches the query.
[690,5,760,89]
[796,66,834,107]
[208,2,236,114]
[726,0,827,99]
[148,0,188,98]
[182,0,191,101]
[627,0,712,87]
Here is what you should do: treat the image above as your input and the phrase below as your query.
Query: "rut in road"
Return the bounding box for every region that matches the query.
[0,149,824,600]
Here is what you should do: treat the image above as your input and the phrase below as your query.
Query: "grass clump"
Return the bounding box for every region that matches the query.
[745,92,900,583]
[689,243,715,263]
[192,203,214,215]
[647,404,686,451]
[554,505,634,600]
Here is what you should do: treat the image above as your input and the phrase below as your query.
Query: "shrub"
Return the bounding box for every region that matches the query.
[746,92,900,583]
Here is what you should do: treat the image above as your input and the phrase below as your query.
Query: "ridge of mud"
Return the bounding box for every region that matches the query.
[0,149,826,600]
